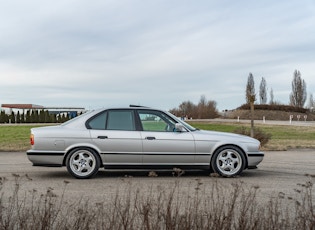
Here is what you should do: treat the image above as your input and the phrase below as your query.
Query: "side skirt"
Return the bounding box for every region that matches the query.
[104,164,210,170]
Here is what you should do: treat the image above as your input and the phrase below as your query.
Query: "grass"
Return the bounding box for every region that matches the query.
[1,121,315,151]
[0,174,314,229]
[0,124,48,151]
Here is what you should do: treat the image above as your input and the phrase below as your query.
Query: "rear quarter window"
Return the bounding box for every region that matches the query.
[87,112,107,130]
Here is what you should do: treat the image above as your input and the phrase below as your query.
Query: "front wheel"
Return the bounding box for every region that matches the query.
[66,148,100,179]
[211,146,246,177]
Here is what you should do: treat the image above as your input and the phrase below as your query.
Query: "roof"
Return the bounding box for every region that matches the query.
[1,104,44,109]
[1,104,84,110]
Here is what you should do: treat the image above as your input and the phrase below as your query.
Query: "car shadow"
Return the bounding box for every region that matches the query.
[36,168,266,179]
[95,169,209,178]
[95,168,266,179]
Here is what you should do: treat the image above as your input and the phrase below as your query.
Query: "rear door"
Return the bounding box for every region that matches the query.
[88,109,142,165]
[137,110,195,165]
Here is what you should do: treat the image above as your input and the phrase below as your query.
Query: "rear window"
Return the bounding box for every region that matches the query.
[107,110,135,131]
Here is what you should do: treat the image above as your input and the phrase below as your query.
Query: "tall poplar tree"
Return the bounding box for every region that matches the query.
[289,70,307,107]
[259,77,267,104]
[308,93,314,110]
[245,73,256,137]
[246,73,255,104]
[269,88,274,105]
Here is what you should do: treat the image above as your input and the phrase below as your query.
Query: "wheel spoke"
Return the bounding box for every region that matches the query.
[73,158,80,165]
[85,163,93,171]
[85,155,94,162]
[220,162,229,170]
[226,151,234,159]
[221,162,232,171]
[218,155,227,162]
[79,152,86,161]
[231,157,239,165]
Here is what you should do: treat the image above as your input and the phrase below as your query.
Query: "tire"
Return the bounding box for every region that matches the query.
[211,146,246,177]
[66,148,100,179]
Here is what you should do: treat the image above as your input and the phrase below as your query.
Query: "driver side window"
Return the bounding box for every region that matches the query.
[138,110,176,132]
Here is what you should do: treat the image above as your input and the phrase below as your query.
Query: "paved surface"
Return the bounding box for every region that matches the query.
[0,150,314,204]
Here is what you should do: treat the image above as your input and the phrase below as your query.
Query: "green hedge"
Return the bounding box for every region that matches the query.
[0,110,72,124]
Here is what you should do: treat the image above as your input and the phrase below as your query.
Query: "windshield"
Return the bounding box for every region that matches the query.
[166,111,197,131]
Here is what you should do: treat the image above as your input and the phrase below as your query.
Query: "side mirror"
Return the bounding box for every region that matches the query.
[175,123,186,132]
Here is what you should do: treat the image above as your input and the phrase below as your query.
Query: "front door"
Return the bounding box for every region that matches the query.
[137,110,195,165]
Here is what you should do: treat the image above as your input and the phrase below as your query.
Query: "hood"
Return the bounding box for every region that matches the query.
[193,129,259,143]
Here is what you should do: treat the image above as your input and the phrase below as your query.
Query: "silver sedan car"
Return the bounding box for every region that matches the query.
[27,106,264,179]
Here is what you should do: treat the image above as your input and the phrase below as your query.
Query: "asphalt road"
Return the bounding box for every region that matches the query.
[0,150,314,205]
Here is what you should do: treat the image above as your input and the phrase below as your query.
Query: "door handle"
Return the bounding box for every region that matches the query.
[145,136,156,140]
[97,136,108,139]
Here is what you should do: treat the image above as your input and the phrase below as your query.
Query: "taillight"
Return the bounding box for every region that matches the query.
[30,134,34,145]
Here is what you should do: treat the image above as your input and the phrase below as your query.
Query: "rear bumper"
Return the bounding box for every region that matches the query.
[26,150,65,166]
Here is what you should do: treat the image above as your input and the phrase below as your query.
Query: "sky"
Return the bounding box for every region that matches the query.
[0,0,315,111]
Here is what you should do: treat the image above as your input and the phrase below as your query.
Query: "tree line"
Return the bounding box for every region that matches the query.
[246,69,313,108]
[0,110,72,124]
[169,95,219,119]
[172,69,313,120]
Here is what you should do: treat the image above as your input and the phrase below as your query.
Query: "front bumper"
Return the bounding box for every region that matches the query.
[247,151,264,168]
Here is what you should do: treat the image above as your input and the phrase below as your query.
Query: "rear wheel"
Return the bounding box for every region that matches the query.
[211,146,245,177]
[66,148,100,179]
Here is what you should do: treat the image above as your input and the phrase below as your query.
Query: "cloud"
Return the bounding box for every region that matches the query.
[1,0,315,111]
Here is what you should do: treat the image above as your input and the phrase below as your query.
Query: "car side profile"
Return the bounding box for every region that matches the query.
[26,106,264,179]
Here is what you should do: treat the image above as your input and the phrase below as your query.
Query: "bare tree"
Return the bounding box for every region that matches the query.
[178,101,195,118]
[205,100,218,117]
[289,70,307,107]
[246,73,255,104]
[197,95,219,119]
[170,96,219,119]
[259,77,267,104]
